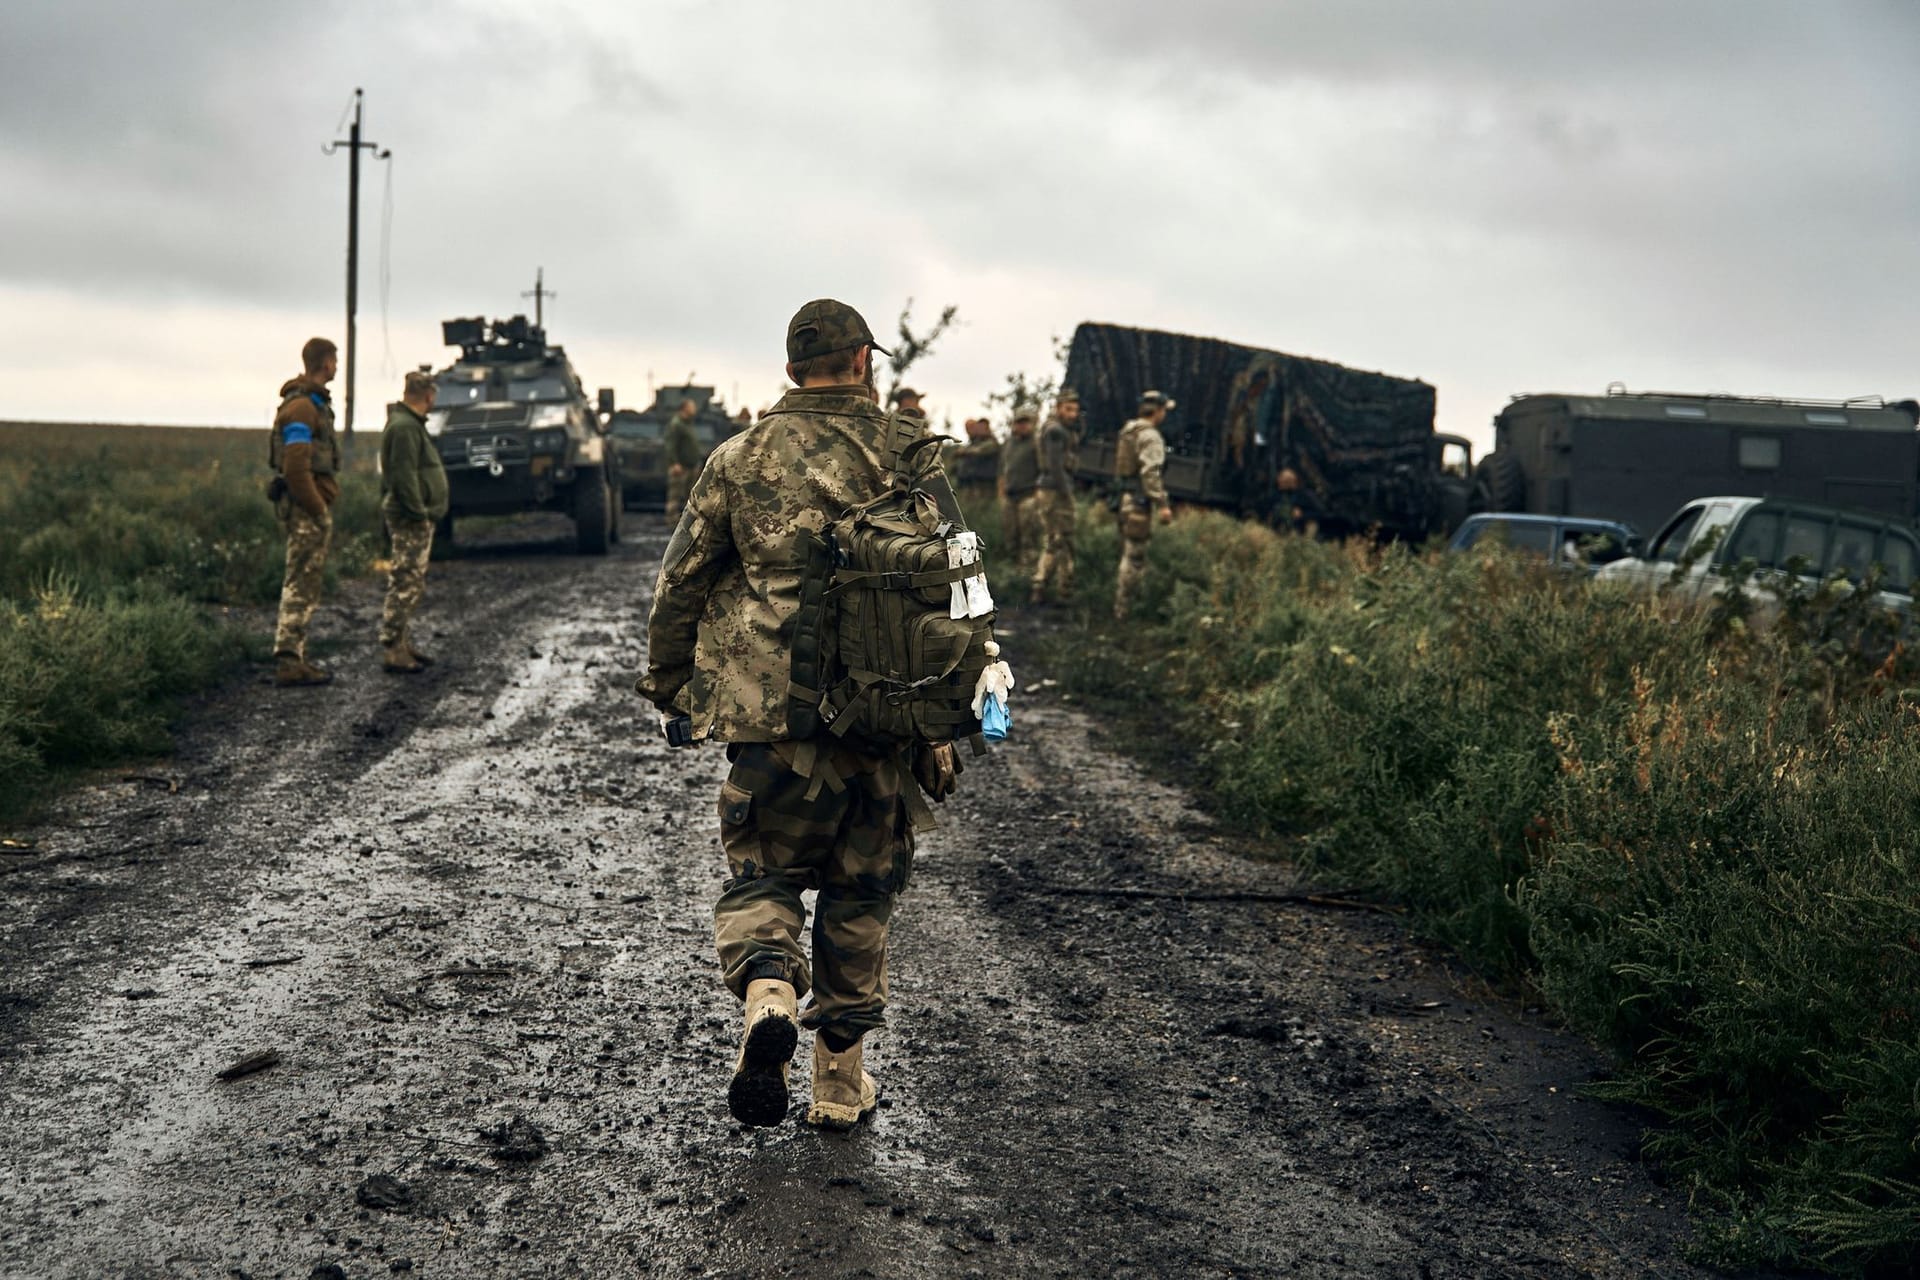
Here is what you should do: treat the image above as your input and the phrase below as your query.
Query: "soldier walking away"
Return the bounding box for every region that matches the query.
[999,406,1040,569]
[269,337,342,687]
[1113,389,1176,621]
[378,371,449,674]
[637,299,973,1131]
[664,397,702,520]
[1028,389,1082,604]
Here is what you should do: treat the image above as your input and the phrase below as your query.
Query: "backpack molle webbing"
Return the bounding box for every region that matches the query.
[787,421,994,758]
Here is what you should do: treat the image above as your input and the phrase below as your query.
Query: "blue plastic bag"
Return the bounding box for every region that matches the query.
[981,693,1010,742]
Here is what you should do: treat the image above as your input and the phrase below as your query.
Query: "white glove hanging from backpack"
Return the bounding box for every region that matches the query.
[945,530,993,620]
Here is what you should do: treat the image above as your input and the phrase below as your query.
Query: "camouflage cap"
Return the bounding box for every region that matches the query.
[891,386,924,404]
[1055,388,1080,405]
[1010,403,1038,423]
[787,299,892,363]
[1140,389,1177,411]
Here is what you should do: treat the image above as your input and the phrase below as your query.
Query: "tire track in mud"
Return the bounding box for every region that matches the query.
[0,518,1735,1279]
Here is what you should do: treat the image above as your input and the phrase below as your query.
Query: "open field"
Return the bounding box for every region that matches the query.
[0,421,383,817]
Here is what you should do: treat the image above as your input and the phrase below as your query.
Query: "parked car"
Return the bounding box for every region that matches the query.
[1448,513,1639,572]
[1594,495,1918,616]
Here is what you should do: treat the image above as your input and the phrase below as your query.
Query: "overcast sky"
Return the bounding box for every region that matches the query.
[2,0,1916,449]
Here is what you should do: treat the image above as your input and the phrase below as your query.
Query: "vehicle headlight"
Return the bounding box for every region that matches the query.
[529,404,569,429]
[530,429,567,453]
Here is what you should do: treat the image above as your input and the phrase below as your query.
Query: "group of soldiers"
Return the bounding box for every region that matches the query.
[267,338,447,686]
[944,387,1176,619]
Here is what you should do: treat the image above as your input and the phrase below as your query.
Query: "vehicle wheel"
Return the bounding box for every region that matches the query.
[573,467,612,555]
[1471,451,1526,513]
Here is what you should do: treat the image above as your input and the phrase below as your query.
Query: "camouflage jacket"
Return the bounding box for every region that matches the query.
[1115,418,1170,507]
[637,384,964,742]
[1035,416,1077,493]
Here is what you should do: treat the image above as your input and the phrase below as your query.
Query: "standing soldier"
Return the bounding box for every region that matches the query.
[377,371,448,674]
[891,386,926,418]
[664,397,702,520]
[947,416,1002,523]
[1028,390,1082,604]
[1113,389,1176,620]
[998,406,1040,570]
[637,299,966,1131]
[269,337,341,687]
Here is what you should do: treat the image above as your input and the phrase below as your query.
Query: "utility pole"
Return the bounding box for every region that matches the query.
[522,268,555,331]
[324,89,389,451]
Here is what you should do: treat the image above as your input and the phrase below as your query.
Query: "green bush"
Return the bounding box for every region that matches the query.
[0,425,383,821]
[989,497,1920,1275]
[0,580,241,816]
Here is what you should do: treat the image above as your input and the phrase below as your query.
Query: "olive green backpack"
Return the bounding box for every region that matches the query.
[787,416,995,757]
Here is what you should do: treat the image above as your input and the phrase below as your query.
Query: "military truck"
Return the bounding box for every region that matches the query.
[1472,387,1920,537]
[1064,322,1474,540]
[427,315,622,554]
[609,385,740,511]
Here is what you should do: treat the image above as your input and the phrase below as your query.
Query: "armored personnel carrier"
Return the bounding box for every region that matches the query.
[427,315,621,553]
[609,384,742,511]
[1473,388,1920,537]
[1065,322,1473,540]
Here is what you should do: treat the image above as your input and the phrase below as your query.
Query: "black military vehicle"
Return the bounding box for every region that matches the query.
[1473,387,1920,537]
[427,315,622,554]
[1064,322,1474,540]
[610,384,740,511]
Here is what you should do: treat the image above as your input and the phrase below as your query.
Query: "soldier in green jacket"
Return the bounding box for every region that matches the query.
[664,398,703,519]
[378,371,449,673]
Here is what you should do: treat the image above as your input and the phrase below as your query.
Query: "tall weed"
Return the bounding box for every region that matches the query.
[992,496,1920,1275]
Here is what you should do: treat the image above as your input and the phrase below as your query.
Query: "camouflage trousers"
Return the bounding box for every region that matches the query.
[666,468,692,519]
[379,517,435,648]
[714,739,913,1039]
[1113,499,1153,621]
[274,505,332,659]
[1026,490,1076,600]
[1001,490,1036,568]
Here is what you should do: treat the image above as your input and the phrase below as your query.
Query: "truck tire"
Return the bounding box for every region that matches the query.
[1472,451,1526,513]
[573,467,612,555]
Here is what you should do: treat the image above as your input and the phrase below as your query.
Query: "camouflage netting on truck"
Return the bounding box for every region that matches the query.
[1064,322,1445,538]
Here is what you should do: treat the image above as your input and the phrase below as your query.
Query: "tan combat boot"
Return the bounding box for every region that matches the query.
[806,1032,877,1131]
[274,654,334,687]
[382,644,424,675]
[404,639,435,667]
[728,978,799,1127]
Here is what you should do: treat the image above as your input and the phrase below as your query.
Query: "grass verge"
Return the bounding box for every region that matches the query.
[0,424,380,821]
[979,497,1920,1277]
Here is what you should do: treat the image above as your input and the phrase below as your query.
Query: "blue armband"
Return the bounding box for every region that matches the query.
[281,422,314,447]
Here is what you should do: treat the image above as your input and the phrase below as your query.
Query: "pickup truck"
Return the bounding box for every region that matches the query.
[1593,495,1918,615]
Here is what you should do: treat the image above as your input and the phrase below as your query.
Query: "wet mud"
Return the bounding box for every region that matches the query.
[0,514,1736,1278]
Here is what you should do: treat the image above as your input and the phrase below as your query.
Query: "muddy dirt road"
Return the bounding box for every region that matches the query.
[0,516,1729,1278]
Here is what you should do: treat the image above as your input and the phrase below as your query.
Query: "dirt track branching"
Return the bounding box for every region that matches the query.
[975,499,1920,1277]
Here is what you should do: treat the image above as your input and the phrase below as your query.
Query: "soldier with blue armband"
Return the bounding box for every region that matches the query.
[268,337,341,687]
